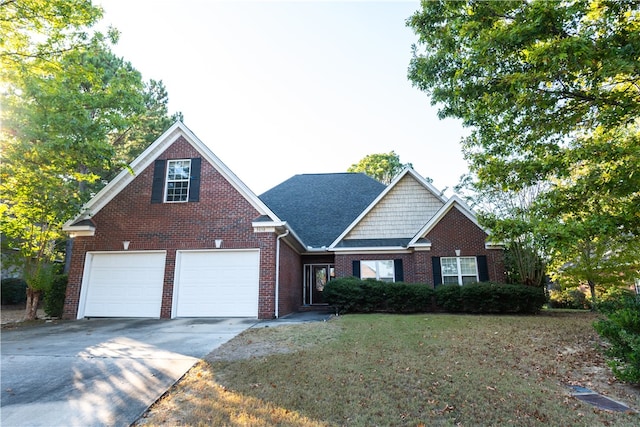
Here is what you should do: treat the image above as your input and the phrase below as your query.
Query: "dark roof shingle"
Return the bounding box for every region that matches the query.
[259,173,385,248]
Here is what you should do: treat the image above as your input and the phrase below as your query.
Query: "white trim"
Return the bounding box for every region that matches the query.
[329,168,448,249]
[164,158,191,203]
[77,250,167,319]
[441,256,479,286]
[64,121,281,232]
[331,247,411,255]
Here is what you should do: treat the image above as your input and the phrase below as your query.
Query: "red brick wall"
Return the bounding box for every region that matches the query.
[334,206,505,286]
[64,136,279,319]
[277,240,302,317]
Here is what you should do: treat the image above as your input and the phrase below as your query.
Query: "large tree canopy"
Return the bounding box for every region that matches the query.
[407,0,640,295]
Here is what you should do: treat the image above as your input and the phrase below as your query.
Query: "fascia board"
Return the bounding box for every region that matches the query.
[409,195,485,245]
[330,247,411,255]
[64,121,281,230]
[329,167,448,249]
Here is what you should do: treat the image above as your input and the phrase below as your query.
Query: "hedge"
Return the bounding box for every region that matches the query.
[324,278,546,315]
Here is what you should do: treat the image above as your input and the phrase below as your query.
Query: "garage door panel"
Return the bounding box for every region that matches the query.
[82,252,165,318]
[175,250,259,317]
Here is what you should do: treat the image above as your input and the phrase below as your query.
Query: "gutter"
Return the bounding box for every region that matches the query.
[274,229,290,319]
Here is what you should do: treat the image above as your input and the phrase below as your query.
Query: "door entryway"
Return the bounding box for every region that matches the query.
[303,264,334,305]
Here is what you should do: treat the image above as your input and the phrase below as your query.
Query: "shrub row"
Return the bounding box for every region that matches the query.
[323,277,547,315]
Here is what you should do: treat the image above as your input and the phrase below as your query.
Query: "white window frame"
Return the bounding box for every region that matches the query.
[165,159,191,203]
[441,256,478,286]
[360,260,395,282]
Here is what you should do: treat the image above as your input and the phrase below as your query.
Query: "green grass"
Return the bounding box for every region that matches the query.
[138,312,640,426]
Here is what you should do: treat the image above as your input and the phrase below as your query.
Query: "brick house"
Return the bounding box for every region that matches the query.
[63,122,504,320]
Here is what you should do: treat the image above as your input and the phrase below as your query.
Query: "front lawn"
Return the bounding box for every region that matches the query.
[136,311,639,426]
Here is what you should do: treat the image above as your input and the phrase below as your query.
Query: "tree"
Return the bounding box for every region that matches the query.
[1,1,181,319]
[1,0,106,80]
[456,177,547,287]
[407,0,640,298]
[348,151,415,185]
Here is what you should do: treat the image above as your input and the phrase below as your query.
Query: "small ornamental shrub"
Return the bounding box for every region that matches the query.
[435,284,463,312]
[1,278,27,305]
[593,297,640,384]
[323,277,363,314]
[44,274,67,318]
[595,286,636,315]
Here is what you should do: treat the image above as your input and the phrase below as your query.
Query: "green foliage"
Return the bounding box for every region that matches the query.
[435,284,463,312]
[595,286,637,315]
[347,151,414,184]
[408,0,640,297]
[1,278,27,305]
[548,287,592,310]
[44,274,67,318]
[323,277,435,314]
[325,279,544,315]
[593,298,640,384]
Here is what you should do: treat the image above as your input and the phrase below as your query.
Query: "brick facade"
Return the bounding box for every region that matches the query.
[64,136,287,319]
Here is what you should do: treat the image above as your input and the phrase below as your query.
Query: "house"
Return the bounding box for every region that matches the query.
[62,122,504,320]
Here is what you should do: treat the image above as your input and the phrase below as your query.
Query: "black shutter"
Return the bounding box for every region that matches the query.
[394,259,404,282]
[151,159,166,203]
[477,255,489,282]
[432,257,442,286]
[352,260,361,278]
[188,158,201,202]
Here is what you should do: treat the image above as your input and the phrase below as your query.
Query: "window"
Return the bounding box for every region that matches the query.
[165,159,191,202]
[361,260,395,282]
[441,257,478,285]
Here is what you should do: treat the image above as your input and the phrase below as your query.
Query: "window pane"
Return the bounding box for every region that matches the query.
[360,261,377,279]
[462,276,477,285]
[459,257,477,275]
[378,260,394,280]
[443,276,459,285]
[166,159,191,202]
[441,258,458,275]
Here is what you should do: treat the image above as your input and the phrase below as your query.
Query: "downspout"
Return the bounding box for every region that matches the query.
[275,230,290,319]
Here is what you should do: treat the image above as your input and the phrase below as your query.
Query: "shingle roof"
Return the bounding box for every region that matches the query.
[259,173,386,248]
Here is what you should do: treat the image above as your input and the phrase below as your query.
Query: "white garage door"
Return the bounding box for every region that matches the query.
[81,252,166,318]
[174,250,259,317]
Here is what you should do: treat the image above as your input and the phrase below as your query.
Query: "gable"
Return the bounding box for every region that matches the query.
[64,121,280,235]
[342,172,445,240]
[422,205,489,251]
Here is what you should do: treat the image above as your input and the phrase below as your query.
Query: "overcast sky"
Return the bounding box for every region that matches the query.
[97,0,470,195]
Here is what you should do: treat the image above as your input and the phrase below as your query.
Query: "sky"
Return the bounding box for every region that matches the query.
[96,0,470,195]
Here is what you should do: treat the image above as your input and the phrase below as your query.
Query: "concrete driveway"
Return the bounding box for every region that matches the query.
[1,317,255,427]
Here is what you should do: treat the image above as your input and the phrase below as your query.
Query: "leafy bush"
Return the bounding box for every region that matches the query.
[323,277,435,314]
[593,297,640,384]
[435,284,463,312]
[44,274,67,318]
[1,278,27,305]
[548,287,591,310]
[460,282,547,314]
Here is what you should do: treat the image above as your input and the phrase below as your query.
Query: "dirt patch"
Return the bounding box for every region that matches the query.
[1,305,48,327]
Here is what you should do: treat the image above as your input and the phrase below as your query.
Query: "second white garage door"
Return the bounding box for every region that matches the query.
[173,249,260,317]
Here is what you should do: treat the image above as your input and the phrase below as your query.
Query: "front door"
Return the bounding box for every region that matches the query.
[304,264,334,305]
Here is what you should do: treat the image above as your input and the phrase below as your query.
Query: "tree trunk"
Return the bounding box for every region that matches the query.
[25,288,42,320]
[588,279,597,308]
